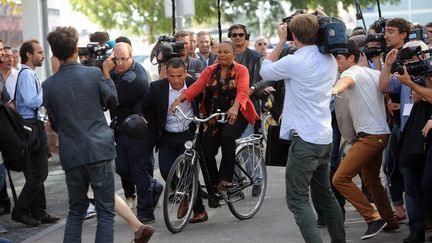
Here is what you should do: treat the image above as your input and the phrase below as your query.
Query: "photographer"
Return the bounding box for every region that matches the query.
[103,43,155,223]
[158,31,203,80]
[391,40,432,243]
[378,18,411,222]
[43,26,118,241]
[259,14,345,243]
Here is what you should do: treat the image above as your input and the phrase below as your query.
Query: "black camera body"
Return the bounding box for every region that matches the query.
[364,18,387,59]
[282,14,347,55]
[391,46,432,76]
[79,41,115,68]
[150,35,184,64]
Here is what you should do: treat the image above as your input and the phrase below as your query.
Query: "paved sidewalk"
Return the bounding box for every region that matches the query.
[19,166,416,243]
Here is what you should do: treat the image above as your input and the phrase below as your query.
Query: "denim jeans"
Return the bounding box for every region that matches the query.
[0,237,13,243]
[64,160,115,243]
[401,166,425,236]
[286,137,345,243]
[12,121,49,219]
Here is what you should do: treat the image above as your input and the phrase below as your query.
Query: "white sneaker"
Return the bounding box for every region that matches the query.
[85,203,96,220]
[0,225,7,233]
[125,197,136,209]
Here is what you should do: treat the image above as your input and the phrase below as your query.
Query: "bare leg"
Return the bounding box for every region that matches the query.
[115,194,142,233]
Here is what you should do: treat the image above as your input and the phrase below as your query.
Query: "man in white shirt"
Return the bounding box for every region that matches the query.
[0,46,18,97]
[137,58,208,223]
[260,14,345,243]
[331,40,397,240]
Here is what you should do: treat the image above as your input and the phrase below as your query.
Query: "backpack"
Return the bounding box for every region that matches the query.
[317,16,348,55]
[0,104,29,171]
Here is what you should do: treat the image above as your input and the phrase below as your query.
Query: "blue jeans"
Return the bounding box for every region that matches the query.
[0,237,13,243]
[64,160,115,243]
[286,137,345,243]
[401,166,425,236]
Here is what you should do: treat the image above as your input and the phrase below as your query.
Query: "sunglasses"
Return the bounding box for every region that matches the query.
[257,42,268,46]
[231,33,245,38]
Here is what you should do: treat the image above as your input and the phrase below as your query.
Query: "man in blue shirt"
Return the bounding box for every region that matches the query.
[12,39,59,226]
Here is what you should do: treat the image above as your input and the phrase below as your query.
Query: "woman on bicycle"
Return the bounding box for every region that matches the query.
[170,41,259,190]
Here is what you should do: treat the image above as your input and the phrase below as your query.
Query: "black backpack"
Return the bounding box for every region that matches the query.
[317,16,348,55]
[0,104,29,171]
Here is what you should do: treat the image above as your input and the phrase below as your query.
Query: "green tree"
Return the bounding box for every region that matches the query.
[70,0,401,42]
[70,0,172,43]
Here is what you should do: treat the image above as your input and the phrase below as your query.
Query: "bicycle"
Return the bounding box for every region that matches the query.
[162,106,267,233]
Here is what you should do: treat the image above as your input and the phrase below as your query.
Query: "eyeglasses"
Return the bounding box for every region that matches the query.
[112,57,130,63]
[257,42,268,46]
[231,33,245,38]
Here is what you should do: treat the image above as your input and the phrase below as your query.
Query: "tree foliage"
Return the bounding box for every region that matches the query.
[70,0,172,43]
[70,0,401,42]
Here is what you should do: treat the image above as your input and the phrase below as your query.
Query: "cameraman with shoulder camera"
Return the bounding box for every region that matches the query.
[260,14,345,243]
[158,31,203,80]
[391,40,432,243]
[103,42,156,223]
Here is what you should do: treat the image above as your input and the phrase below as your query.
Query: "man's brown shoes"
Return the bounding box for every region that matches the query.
[189,211,208,224]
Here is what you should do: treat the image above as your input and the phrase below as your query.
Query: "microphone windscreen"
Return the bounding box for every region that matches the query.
[106,40,116,49]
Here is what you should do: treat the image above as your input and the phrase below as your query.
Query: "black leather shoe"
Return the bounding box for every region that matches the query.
[403,232,425,243]
[12,214,41,227]
[39,213,60,224]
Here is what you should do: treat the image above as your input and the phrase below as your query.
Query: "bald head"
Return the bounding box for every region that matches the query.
[113,42,133,74]
[114,42,132,56]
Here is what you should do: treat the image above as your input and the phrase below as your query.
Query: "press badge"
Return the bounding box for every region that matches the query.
[403,103,413,116]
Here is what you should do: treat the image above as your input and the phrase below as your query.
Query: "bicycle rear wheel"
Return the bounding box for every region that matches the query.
[228,144,267,220]
[163,154,198,233]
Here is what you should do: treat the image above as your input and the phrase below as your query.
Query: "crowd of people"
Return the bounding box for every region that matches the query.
[0,7,432,243]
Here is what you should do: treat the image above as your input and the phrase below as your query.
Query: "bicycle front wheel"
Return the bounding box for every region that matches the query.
[163,154,198,233]
[228,144,267,220]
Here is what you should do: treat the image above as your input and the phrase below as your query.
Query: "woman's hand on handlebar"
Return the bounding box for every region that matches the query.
[227,103,239,125]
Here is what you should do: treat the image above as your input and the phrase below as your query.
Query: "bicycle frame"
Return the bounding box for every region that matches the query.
[174,106,263,205]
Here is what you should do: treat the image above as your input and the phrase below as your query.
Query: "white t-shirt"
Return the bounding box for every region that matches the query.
[5,68,18,98]
[340,65,390,135]
[260,45,337,144]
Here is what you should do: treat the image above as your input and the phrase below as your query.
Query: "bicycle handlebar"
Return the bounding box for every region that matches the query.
[174,105,227,124]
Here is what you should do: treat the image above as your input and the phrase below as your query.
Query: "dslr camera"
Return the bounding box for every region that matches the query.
[150,35,184,64]
[78,40,116,68]
[364,18,387,59]
[282,11,348,55]
[391,45,432,76]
